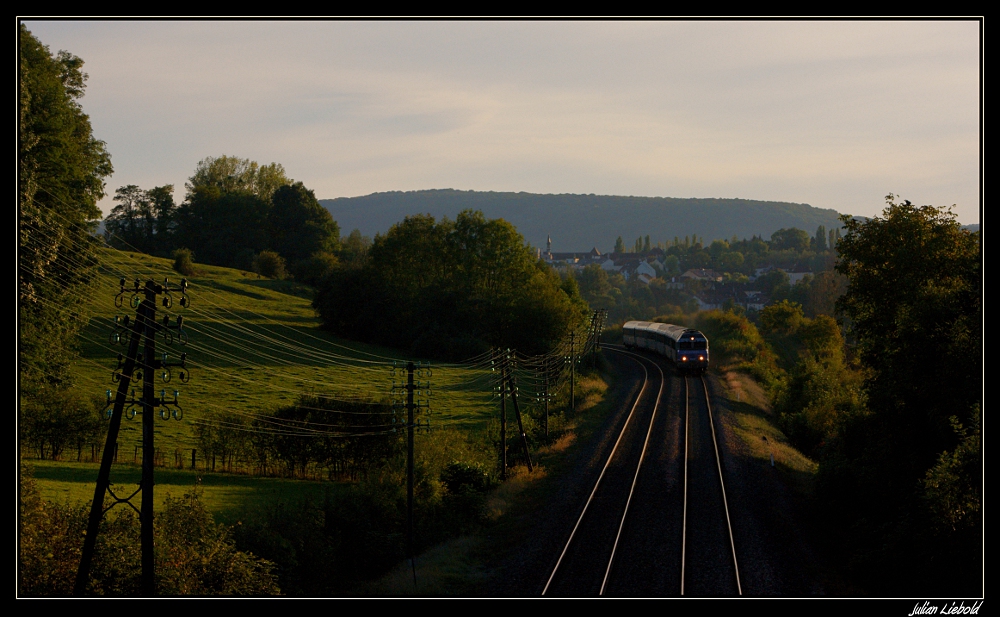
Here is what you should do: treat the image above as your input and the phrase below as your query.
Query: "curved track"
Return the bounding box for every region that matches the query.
[542,348,665,596]
[542,347,741,597]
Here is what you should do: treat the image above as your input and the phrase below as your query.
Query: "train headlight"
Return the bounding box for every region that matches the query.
[699,355,704,361]
[681,356,688,362]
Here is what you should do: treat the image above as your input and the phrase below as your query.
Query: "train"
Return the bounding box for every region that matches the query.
[622,321,709,373]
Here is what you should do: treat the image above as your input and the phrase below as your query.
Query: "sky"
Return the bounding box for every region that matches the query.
[21,19,982,226]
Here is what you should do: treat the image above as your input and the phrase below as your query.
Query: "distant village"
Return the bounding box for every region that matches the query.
[539,235,816,314]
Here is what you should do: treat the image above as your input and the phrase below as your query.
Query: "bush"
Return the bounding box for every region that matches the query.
[18,461,280,596]
[172,248,196,276]
[440,462,493,495]
[253,250,286,279]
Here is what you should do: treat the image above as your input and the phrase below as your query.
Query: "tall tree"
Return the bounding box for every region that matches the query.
[186,155,290,202]
[19,24,113,393]
[835,196,981,473]
[813,224,827,251]
[103,184,149,251]
[829,195,981,592]
[267,182,339,266]
[314,210,585,359]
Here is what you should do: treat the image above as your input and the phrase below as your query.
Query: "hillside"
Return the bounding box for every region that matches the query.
[66,248,496,460]
[320,190,845,251]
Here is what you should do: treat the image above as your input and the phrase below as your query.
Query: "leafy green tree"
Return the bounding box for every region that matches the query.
[268,181,339,267]
[835,195,980,475]
[614,236,626,253]
[292,251,339,287]
[769,227,810,252]
[339,229,371,268]
[104,184,177,255]
[19,389,104,460]
[19,25,113,396]
[175,187,270,269]
[314,210,585,359]
[103,184,149,250]
[148,184,176,251]
[813,224,828,251]
[186,155,290,202]
[823,195,981,594]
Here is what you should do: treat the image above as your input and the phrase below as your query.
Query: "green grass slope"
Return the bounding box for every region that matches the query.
[70,248,497,460]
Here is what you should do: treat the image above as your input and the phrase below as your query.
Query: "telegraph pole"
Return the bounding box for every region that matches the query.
[406,361,415,585]
[506,370,532,472]
[500,350,508,480]
[570,331,576,413]
[75,278,189,597]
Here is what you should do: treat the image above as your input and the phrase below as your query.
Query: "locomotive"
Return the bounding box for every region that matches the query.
[622,321,709,373]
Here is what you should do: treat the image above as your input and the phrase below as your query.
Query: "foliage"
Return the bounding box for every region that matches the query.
[314,210,587,359]
[440,461,494,495]
[103,184,176,255]
[922,407,981,535]
[19,25,113,396]
[19,389,105,460]
[268,182,339,267]
[834,195,980,481]
[19,461,280,596]
[818,195,982,594]
[253,250,287,280]
[186,155,290,202]
[175,187,271,269]
[292,251,339,287]
[694,310,780,387]
[171,247,196,276]
[769,227,811,252]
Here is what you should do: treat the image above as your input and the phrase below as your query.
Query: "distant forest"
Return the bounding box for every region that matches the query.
[320,189,846,252]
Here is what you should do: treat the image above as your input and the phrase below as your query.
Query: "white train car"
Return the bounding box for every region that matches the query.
[623,321,709,372]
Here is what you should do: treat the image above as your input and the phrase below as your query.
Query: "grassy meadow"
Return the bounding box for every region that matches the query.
[33,247,505,512]
[73,248,497,445]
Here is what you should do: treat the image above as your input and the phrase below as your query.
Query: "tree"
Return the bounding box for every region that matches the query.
[267,181,339,266]
[103,184,149,251]
[19,25,113,394]
[835,196,980,467]
[813,224,828,252]
[175,186,270,269]
[253,250,287,279]
[827,195,981,593]
[103,184,176,255]
[614,236,626,254]
[769,227,811,252]
[314,210,586,359]
[185,155,289,202]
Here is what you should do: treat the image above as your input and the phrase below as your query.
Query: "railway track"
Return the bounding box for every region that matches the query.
[542,346,741,597]
[541,348,665,596]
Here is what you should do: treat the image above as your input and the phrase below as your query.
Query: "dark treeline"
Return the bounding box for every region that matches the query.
[103,155,339,281]
[195,396,403,480]
[313,210,589,360]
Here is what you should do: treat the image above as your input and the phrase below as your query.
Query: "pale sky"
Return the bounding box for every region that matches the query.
[21,19,982,226]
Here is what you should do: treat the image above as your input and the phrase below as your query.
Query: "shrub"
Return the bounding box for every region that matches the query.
[440,462,493,495]
[172,248,196,276]
[18,461,280,596]
[253,250,286,279]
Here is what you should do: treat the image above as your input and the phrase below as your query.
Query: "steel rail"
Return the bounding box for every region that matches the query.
[681,374,690,595]
[697,373,742,595]
[541,346,654,596]
[598,349,666,595]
